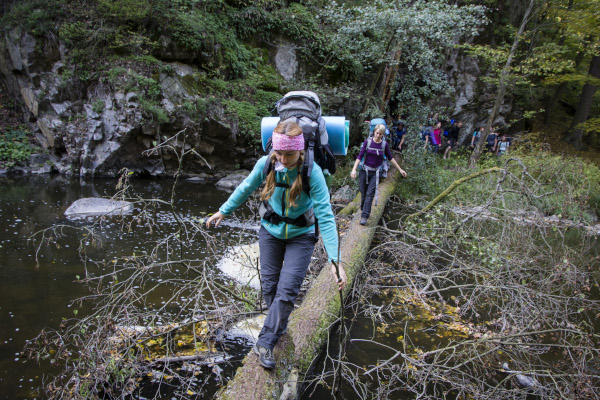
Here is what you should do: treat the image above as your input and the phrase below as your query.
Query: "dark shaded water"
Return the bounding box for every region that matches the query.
[3,176,598,399]
[0,174,255,399]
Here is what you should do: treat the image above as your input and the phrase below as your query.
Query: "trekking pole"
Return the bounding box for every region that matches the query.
[331,224,345,396]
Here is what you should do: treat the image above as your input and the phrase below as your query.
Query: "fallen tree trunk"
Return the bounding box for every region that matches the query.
[407,167,501,220]
[216,160,404,400]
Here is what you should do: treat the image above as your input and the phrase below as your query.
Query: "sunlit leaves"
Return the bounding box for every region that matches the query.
[318,0,487,78]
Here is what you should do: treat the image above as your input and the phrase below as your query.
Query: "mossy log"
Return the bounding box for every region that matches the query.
[216,160,404,400]
[338,192,361,216]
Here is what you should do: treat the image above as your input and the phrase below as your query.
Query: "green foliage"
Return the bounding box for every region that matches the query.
[59,21,89,46]
[231,5,279,38]
[106,67,128,84]
[403,208,504,270]
[140,99,169,123]
[399,140,600,223]
[514,151,600,221]
[1,0,66,36]
[0,129,37,165]
[103,68,168,123]
[459,40,575,89]
[318,0,487,82]
[97,0,151,24]
[330,158,358,192]
[107,27,157,56]
[92,99,105,114]
[223,99,261,144]
[169,9,254,78]
[129,73,161,100]
[396,145,499,203]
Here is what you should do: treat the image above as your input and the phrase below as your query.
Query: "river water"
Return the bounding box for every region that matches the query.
[0,174,259,399]
[3,175,598,399]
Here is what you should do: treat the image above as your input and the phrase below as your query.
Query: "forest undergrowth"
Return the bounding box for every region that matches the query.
[310,148,600,399]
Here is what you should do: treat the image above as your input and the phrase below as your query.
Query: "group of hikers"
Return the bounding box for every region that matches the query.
[204,91,511,371]
[413,112,511,158]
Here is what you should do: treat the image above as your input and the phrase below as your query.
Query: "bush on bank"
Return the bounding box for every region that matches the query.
[396,141,600,223]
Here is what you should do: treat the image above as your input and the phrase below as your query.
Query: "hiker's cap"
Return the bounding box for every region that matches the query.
[272,131,304,151]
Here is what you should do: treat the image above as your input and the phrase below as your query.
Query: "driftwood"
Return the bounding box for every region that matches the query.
[215,157,405,400]
[407,167,501,220]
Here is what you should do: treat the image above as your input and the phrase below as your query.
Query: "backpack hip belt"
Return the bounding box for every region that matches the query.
[259,200,315,227]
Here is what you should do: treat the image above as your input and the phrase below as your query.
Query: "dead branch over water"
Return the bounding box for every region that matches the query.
[25,133,264,399]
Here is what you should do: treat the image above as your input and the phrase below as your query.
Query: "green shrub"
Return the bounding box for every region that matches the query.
[140,99,169,124]
[59,21,90,46]
[92,99,105,114]
[169,10,254,78]
[97,0,151,24]
[398,141,600,223]
[106,67,128,84]
[224,99,261,145]
[0,129,37,165]
[1,0,65,35]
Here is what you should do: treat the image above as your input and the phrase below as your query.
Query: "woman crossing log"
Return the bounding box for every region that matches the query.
[206,120,347,369]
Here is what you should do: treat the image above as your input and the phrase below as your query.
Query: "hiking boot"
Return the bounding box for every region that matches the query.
[360,217,368,225]
[253,344,275,369]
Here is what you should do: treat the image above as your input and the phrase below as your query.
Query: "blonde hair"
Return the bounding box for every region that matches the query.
[260,121,305,207]
[374,124,386,135]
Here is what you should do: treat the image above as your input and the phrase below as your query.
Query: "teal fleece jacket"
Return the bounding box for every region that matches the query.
[219,156,339,262]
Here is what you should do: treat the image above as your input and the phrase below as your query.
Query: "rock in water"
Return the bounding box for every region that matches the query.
[217,242,261,289]
[228,313,266,343]
[215,171,250,191]
[65,197,134,217]
[501,362,540,389]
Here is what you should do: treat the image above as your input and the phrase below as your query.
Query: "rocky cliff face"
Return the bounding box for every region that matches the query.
[0,28,269,178]
[440,47,523,144]
[0,28,369,178]
[1,25,518,177]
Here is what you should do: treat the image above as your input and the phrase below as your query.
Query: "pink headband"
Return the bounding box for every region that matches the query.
[272,131,304,151]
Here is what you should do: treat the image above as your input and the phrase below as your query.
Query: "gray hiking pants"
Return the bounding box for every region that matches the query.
[359,169,380,219]
[256,226,316,350]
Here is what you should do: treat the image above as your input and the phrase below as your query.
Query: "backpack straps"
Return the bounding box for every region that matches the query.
[262,151,274,178]
[365,137,387,159]
[303,143,314,196]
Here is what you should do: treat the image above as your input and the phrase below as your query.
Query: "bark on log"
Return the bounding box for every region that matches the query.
[215,160,404,400]
[338,192,361,216]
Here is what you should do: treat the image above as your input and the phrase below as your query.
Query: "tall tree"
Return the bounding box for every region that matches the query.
[543,0,575,125]
[564,53,600,148]
[536,0,600,147]
[469,0,537,168]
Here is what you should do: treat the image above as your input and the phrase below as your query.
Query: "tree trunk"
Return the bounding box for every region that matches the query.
[380,48,403,112]
[469,0,536,168]
[358,33,401,121]
[564,54,600,150]
[543,49,585,125]
[216,158,405,400]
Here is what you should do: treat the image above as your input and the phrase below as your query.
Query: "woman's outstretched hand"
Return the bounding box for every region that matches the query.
[331,262,347,291]
[205,211,225,228]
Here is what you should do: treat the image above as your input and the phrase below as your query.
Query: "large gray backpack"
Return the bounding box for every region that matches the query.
[264,91,336,195]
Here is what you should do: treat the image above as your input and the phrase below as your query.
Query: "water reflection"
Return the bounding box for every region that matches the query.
[0,175,248,399]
